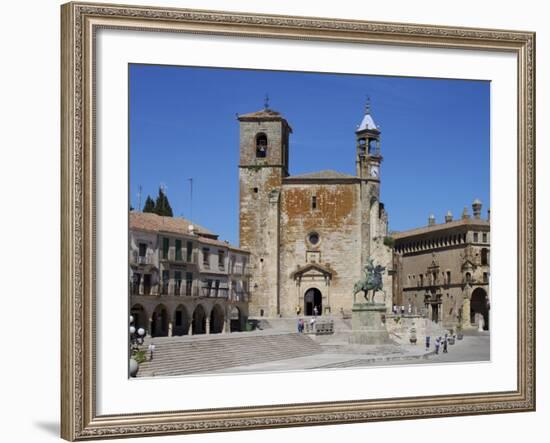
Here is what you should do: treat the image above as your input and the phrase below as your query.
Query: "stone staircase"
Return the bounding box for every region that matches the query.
[136,332,323,377]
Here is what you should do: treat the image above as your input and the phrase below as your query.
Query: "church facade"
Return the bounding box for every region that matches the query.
[238,103,393,318]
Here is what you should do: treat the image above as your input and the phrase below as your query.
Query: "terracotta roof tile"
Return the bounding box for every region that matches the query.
[285,169,357,180]
[129,212,248,253]
[196,235,249,253]
[237,108,284,119]
[129,211,215,237]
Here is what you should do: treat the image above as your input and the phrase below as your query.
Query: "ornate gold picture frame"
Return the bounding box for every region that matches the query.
[61,2,535,440]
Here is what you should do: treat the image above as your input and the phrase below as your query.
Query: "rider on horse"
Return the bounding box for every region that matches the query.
[353,257,386,303]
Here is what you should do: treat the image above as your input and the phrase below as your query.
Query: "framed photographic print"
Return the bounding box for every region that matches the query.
[61,1,536,440]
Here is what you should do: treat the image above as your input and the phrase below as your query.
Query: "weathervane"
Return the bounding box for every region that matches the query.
[365,95,371,114]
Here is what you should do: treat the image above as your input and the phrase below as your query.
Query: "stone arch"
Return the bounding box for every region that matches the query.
[255,132,268,158]
[470,287,489,330]
[173,304,190,336]
[229,306,242,332]
[210,304,225,334]
[151,304,169,337]
[304,287,322,316]
[130,304,148,332]
[192,304,207,335]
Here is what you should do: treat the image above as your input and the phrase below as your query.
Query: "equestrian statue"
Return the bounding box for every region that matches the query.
[353,257,386,304]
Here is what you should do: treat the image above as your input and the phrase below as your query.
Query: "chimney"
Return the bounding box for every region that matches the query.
[428,214,436,226]
[445,211,453,223]
[462,206,470,220]
[472,199,482,219]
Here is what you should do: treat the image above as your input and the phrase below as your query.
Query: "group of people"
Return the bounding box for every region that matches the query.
[425,333,454,354]
[295,305,320,333]
[296,317,317,333]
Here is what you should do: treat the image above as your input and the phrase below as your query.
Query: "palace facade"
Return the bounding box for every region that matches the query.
[392,201,490,330]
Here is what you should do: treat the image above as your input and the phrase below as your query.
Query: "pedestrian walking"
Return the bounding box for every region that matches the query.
[300,318,304,333]
[443,335,448,353]
[310,316,316,333]
[425,335,431,351]
[313,305,319,317]
[435,337,440,354]
[297,317,301,333]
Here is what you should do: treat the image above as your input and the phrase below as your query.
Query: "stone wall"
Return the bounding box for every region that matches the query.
[239,167,282,317]
[279,182,362,317]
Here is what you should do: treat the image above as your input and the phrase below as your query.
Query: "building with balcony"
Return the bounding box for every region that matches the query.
[129,211,251,337]
[392,200,490,331]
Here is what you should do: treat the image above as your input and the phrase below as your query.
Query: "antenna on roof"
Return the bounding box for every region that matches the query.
[137,185,142,212]
[188,178,193,221]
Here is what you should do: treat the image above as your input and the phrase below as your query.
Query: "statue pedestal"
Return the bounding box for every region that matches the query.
[349,302,391,345]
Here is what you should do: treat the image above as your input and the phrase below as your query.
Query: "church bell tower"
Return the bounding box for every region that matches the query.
[237,98,292,317]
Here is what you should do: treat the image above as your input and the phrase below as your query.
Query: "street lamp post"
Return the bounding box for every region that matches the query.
[129,315,145,377]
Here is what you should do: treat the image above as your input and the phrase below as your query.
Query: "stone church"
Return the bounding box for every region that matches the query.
[238,102,393,318]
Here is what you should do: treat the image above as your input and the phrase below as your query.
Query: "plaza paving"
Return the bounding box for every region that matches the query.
[136,318,490,377]
[211,329,490,374]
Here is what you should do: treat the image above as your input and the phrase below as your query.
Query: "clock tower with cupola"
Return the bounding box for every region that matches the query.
[356,99,385,263]
[356,98,382,185]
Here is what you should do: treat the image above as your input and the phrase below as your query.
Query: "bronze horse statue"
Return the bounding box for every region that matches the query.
[353,257,386,304]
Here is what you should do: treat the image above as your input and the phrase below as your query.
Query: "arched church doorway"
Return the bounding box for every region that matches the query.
[151,304,168,337]
[304,288,322,316]
[470,287,490,330]
[192,305,207,335]
[210,304,225,334]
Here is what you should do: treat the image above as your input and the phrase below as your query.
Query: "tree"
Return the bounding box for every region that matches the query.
[154,187,173,217]
[383,236,395,249]
[142,195,155,213]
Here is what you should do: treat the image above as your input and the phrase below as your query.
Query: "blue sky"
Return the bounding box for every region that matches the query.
[130,64,490,245]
